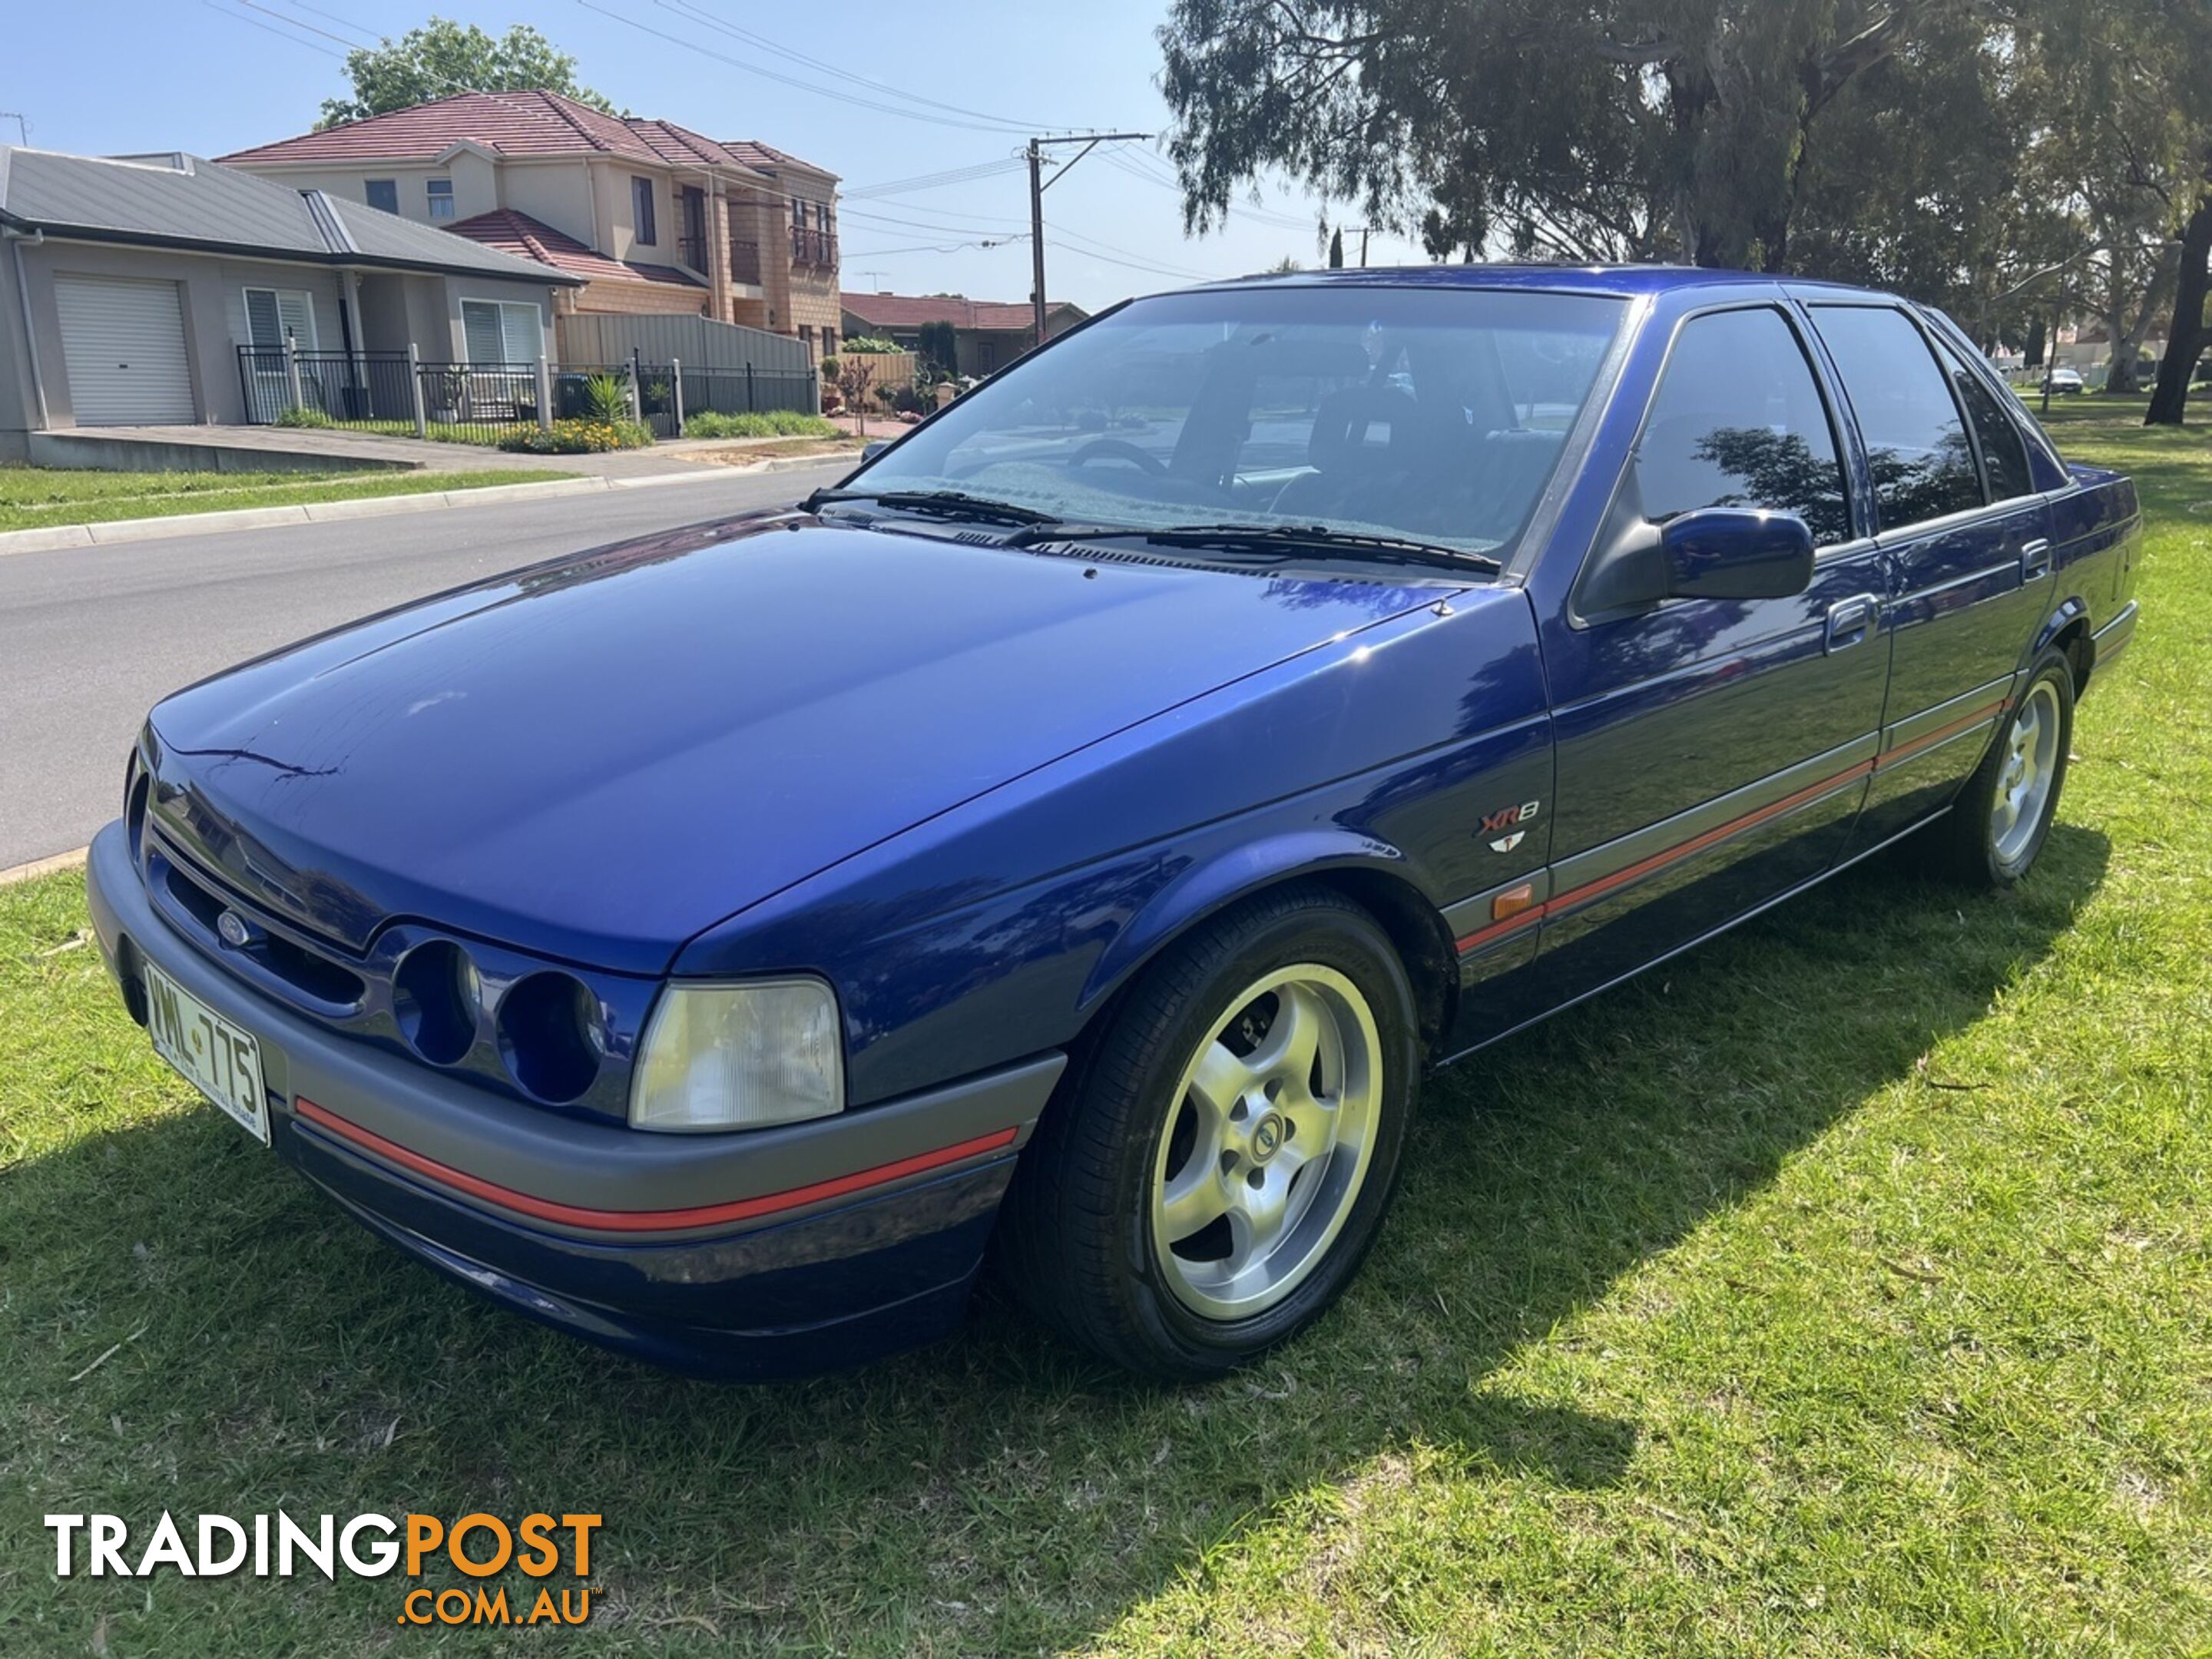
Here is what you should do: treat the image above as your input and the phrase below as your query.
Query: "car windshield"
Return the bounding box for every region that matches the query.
[839,285,1627,561]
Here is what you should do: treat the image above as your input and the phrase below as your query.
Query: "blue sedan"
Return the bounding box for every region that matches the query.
[86,267,2141,1379]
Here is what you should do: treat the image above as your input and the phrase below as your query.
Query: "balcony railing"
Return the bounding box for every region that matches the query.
[677,233,707,273]
[729,237,763,285]
[791,226,837,268]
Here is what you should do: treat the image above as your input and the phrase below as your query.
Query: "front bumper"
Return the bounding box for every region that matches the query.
[84,821,1065,1378]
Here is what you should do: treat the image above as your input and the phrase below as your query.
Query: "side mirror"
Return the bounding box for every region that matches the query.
[1580,505,1815,614]
[1658,508,1815,600]
[861,441,891,463]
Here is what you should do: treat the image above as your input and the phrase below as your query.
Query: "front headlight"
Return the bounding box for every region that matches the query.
[628,978,844,1132]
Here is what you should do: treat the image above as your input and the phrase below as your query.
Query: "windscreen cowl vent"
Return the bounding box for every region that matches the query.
[1021,540,1283,577]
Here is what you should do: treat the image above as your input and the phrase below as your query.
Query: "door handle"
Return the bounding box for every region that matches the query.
[1825,593,1879,652]
[2021,538,2053,581]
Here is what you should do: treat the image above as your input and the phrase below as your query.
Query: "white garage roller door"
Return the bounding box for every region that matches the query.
[55,276,197,425]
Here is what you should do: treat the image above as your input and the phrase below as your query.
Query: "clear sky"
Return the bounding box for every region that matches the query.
[1,2,1432,313]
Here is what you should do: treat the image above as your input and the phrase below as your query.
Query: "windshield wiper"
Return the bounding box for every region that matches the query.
[1008,520,1501,575]
[804,487,1064,527]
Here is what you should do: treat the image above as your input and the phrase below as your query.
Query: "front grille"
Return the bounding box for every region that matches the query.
[161,853,366,1009]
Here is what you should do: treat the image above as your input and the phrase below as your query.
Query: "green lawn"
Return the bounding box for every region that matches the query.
[0,465,578,531]
[1,403,2206,1655]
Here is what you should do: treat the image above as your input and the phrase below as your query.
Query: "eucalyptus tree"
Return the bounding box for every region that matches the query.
[1157,0,1972,270]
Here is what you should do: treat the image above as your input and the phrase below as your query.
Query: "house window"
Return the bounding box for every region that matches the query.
[365,179,399,214]
[632,177,657,246]
[243,286,319,352]
[822,329,836,358]
[461,299,545,366]
[426,178,455,220]
[799,325,813,353]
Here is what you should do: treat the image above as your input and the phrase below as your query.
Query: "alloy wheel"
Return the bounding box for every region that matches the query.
[1148,964,1384,1321]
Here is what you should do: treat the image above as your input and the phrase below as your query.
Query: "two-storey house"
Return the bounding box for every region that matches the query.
[220,91,841,359]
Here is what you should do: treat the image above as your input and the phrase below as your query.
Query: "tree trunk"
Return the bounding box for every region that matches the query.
[2106,291,2137,395]
[2146,190,2211,426]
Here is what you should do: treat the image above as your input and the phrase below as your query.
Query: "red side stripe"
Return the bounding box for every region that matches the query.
[1452,697,2008,956]
[1875,700,2005,769]
[291,1096,1019,1233]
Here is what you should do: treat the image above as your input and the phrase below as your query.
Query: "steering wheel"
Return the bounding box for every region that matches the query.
[1068,439,1168,477]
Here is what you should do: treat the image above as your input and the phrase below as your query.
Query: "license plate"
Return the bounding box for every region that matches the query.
[144,962,270,1144]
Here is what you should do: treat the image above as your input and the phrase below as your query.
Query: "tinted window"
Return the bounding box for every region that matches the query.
[1932,336,2035,501]
[364,179,398,214]
[631,177,657,245]
[1632,307,1849,545]
[853,287,1625,558]
[1811,306,1983,528]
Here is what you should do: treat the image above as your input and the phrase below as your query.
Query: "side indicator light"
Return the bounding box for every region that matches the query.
[1492,883,1537,924]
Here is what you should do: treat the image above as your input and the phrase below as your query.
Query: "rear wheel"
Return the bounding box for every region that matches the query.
[997,886,1419,1378]
[1921,646,2075,886]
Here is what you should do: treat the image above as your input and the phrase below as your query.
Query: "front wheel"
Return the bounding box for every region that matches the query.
[1921,646,2075,886]
[996,886,1419,1379]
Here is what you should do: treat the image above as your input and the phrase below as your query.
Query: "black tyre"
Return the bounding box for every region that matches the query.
[1921,646,2075,886]
[997,885,1420,1379]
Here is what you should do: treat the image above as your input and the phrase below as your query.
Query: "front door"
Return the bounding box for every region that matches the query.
[1531,302,1892,1002]
[1802,304,2055,852]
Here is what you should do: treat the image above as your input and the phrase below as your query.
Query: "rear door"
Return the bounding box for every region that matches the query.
[1803,304,2051,851]
[1527,300,1890,1001]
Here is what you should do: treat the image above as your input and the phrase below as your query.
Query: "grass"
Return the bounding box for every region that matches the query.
[0,401,2207,1654]
[0,466,581,532]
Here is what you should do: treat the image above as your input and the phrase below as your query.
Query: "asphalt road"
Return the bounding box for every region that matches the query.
[0,463,846,870]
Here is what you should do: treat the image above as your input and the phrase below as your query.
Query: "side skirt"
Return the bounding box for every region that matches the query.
[1428,808,1953,1072]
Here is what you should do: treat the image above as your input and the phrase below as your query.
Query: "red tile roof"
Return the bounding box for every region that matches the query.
[839,292,1086,332]
[445,210,700,288]
[720,139,833,178]
[216,91,833,180]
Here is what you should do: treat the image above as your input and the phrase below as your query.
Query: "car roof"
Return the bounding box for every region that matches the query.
[1194,263,1903,304]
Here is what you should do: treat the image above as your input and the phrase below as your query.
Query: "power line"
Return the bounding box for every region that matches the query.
[203,0,346,58]
[576,0,1114,137]
[274,0,378,41]
[658,0,1050,134]
[845,158,1030,200]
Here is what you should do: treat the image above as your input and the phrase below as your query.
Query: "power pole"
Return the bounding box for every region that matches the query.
[1028,139,1048,353]
[1028,131,1152,349]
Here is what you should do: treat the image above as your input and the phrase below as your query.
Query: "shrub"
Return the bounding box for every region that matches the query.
[842,336,901,353]
[682,409,840,439]
[273,406,334,429]
[495,419,653,454]
[580,373,631,422]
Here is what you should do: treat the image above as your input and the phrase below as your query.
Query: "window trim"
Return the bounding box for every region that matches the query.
[1569,297,1863,626]
[242,284,320,353]
[1803,300,1993,537]
[459,296,545,366]
[426,177,455,220]
[1914,303,2070,484]
[631,176,657,247]
[1929,330,2035,505]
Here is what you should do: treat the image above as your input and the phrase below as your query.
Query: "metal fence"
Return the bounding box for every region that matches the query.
[239,345,822,443]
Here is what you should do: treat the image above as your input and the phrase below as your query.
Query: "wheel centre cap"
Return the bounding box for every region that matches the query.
[1251,1112,1286,1162]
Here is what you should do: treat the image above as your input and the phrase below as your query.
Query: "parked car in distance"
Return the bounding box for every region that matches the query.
[2045,366,2086,394]
[87,267,2141,1380]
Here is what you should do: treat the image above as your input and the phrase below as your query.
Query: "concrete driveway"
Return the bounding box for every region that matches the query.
[0,459,847,870]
